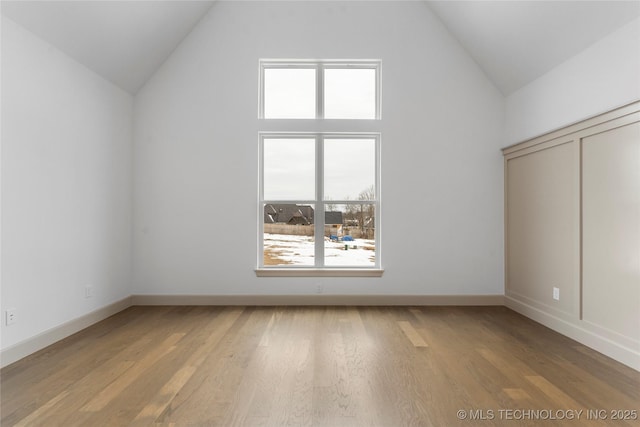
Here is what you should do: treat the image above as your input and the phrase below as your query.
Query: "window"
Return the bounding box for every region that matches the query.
[260,60,380,119]
[263,68,316,119]
[260,133,379,270]
[258,60,382,275]
[324,68,377,119]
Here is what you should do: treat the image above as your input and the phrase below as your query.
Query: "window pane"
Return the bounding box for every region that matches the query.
[264,68,316,119]
[324,204,375,266]
[264,138,315,200]
[264,204,315,266]
[324,68,376,119]
[324,138,375,201]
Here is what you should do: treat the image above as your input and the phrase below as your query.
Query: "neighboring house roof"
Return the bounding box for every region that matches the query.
[264,204,314,225]
[264,204,278,223]
[264,205,344,226]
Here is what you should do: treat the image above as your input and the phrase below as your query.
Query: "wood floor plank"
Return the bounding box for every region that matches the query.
[524,375,585,409]
[131,365,197,424]
[543,348,640,409]
[2,306,639,427]
[503,388,532,401]
[397,320,429,347]
[80,332,184,412]
[132,309,247,425]
[151,307,247,424]
[13,390,70,427]
[42,360,136,425]
[0,307,169,421]
[258,312,277,347]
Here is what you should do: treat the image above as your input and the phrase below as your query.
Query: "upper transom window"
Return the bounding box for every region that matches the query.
[259,60,381,120]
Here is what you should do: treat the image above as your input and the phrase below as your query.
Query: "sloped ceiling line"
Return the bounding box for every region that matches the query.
[2,1,639,96]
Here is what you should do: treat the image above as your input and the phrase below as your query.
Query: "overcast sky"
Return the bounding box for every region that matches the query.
[264,138,375,202]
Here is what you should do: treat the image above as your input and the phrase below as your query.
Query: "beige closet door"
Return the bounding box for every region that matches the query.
[506,142,578,315]
[582,122,640,342]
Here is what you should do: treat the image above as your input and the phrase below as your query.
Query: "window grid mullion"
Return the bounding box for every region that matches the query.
[316,64,324,119]
[315,135,324,267]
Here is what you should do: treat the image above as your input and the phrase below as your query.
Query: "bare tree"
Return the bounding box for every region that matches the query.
[357,185,375,239]
[358,185,375,201]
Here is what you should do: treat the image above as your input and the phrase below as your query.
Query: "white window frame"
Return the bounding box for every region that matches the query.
[259,59,381,120]
[257,132,382,276]
[256,59,383,277]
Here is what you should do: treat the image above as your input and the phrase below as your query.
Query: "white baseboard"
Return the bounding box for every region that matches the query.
[0,294,502,368]
[130,294,504,306]
[7,294,636,373]
[505,296,640,371]
[1,297,132,368]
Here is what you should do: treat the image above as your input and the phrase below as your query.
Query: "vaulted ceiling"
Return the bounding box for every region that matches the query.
[1,1,216,94]
[2,1,639,96]
[427,1,640,94]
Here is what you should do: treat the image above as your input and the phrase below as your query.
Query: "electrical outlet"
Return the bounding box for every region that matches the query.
[85,286,94,298]
[553,287,560,301]
[316,283,324,294]
[5,308,17,326]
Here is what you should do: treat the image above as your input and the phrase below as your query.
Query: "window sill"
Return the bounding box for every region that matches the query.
[255,268,384,277]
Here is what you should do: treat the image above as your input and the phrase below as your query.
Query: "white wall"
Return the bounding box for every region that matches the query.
[1,17,133,351]
[133,2,505,296]
[504,17,640,144]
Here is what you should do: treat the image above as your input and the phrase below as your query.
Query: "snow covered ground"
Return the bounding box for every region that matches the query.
[264,233,375,266]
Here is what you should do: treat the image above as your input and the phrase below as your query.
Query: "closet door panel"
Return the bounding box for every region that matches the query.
[582,122,640,342]
[506,141,577,315]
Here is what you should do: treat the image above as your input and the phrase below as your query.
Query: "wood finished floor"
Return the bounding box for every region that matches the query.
[1,306,639,426]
